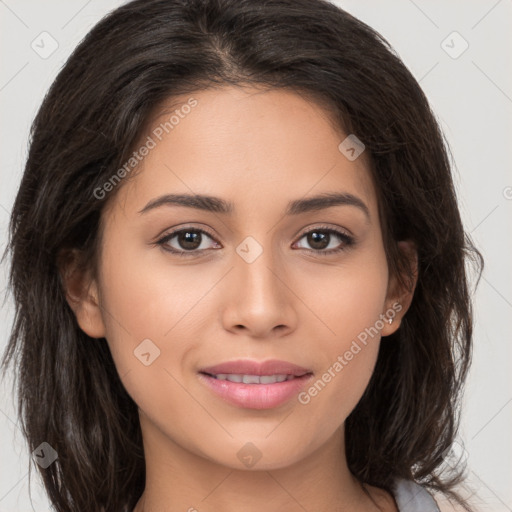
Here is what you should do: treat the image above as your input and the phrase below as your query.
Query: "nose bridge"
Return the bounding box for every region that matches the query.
[234,234,285,305]
[223,233,296,334]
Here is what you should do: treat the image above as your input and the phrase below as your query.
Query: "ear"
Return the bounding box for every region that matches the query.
[58,248,106,339]
[381,240,418,337]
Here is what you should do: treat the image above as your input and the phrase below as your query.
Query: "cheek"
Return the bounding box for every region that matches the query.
[95,241,215,399]
[306,250,389,343]
[95,245,214,433]
[295,258,388,432]
[98,237,211,345]
[296,318,382,443]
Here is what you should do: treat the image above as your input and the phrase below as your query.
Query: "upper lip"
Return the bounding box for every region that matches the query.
[199,359,312,377]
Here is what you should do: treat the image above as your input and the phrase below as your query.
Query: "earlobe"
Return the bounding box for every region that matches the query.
[58,249,106,339]
[381,240,418,337]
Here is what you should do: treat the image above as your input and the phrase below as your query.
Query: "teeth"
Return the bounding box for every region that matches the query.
[212,374,295,384]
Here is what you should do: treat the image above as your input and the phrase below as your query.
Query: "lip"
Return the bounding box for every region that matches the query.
[199,359,312,377]
[198,372,314,409]
[198,359,314,410]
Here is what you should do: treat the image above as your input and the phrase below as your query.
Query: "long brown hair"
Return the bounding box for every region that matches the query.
[1,0,483,510]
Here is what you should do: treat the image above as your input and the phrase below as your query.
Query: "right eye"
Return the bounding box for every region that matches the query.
[156,227,221,257]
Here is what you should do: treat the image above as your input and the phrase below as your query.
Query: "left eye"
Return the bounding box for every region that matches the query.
[293,228,354,255]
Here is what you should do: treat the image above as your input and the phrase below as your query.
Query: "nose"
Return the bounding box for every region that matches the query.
[221,239,298,339]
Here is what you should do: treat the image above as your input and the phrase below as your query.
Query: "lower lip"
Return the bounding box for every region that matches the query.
[198,372,314,410]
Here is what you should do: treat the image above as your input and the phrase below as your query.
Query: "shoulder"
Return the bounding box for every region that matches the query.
[391,478,440,512]
[391,479,472,512]
[366,478,469,512]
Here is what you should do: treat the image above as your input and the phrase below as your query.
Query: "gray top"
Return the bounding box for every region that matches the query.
[392,479,441,511]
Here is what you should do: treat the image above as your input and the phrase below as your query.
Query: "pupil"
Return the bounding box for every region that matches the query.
[309,231,329,250]
[179,231,201,250]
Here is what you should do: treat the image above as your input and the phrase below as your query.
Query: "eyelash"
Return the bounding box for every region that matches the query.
[155,225,355,258]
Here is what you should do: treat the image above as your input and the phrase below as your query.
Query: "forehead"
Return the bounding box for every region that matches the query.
[112,86,378,220]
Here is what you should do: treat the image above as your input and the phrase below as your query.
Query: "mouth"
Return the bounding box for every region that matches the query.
[199,372,309,384]
[197,367,314,410]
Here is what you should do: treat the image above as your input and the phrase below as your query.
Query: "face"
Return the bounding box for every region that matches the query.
[68,85,412,471]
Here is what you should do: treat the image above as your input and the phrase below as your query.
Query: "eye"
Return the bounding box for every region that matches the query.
[293,226,355,256]
[155,225,355,258]
[156,227,220,257]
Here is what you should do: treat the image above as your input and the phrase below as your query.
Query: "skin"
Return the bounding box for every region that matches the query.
[63,85,418,512]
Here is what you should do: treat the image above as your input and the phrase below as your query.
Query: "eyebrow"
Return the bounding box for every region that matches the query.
[138,192,370,220]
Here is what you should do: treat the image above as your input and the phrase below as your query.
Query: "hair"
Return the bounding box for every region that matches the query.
[1,0,484,510]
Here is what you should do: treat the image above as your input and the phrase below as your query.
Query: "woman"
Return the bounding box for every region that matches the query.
[1,0,483,510]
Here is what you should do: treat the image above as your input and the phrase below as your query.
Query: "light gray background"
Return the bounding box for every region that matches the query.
[1,1,511,511]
